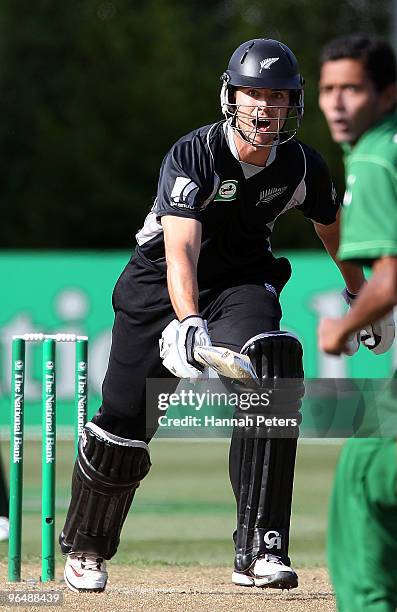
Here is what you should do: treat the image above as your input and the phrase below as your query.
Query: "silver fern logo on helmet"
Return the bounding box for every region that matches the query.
[259,57,279,72]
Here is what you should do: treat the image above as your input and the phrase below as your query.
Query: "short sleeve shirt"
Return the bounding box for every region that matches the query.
[338,113,397,264]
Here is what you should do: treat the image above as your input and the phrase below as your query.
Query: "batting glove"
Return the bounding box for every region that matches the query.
[342,288,395,355]
[159,316,212,379]
[360,313,395,355]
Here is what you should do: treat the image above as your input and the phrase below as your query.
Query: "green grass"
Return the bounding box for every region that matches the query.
[0,439,342,568]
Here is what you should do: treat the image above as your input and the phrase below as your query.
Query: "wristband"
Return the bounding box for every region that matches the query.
[180,315,205,327]
[345,288,357,301]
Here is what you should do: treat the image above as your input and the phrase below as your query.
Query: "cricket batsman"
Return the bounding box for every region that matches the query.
[59,37,364,593]
[318,34,397,612]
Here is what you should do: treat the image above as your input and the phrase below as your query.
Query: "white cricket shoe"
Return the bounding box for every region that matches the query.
[232,566,255,587]
[64,552,108,593]
[253,554,298,589]
[0,517,9,541]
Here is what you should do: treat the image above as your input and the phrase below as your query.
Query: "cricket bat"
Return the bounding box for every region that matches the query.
[194,345,259,384]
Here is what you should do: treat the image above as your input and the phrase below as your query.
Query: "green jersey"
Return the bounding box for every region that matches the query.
[338,112,397,263]
[329,112,397,612]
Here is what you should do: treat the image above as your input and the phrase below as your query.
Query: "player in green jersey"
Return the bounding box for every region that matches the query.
[318,35,397,612]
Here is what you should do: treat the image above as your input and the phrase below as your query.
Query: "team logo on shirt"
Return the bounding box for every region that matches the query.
[214,180,238,201]
[256,186,287,206]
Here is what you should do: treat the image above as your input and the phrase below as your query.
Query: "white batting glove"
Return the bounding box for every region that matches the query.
[341,288,360,356]
[159,316,212,379]
[360,312,395,354]
[342,288,396,355]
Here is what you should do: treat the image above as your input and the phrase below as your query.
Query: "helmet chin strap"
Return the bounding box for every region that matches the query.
[220,79,230,115]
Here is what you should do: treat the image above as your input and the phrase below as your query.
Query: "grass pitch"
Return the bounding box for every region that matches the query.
[0,439,341,573]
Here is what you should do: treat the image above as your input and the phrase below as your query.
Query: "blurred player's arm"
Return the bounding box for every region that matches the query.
[319,256,397,354]
[314,210,365,294]
[162,215,201,320]
[341,256,397,326]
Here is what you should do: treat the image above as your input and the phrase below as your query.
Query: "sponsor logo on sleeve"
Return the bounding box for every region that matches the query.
[170,176,199,209]
[214,180,238,202]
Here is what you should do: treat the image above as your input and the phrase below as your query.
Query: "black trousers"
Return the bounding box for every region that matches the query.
[91,256,297,550]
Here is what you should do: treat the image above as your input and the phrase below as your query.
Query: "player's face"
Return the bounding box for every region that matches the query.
[319,59,390,145]
[234,87,290,146]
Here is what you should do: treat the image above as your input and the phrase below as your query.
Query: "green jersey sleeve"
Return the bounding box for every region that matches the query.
[338,156,397,263]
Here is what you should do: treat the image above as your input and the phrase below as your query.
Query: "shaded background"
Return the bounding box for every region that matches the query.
[0,0,394,250]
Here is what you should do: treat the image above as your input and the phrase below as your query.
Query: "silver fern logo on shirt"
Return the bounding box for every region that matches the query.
[256,186,287,206]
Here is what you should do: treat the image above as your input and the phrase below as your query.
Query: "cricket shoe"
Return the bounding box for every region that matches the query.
[253,554,298,589]
[64,552,108,593]
[231,564,255,587]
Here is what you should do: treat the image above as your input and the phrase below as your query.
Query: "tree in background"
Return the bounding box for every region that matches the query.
[0,0,391,248]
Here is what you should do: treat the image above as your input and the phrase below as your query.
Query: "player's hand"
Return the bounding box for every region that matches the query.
[342,288,395,355]
[159,316,212,379]
[318,318,351,356]
[360,311,395,355]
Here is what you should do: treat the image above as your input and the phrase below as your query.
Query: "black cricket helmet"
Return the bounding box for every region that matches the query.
[220,38,304,145]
